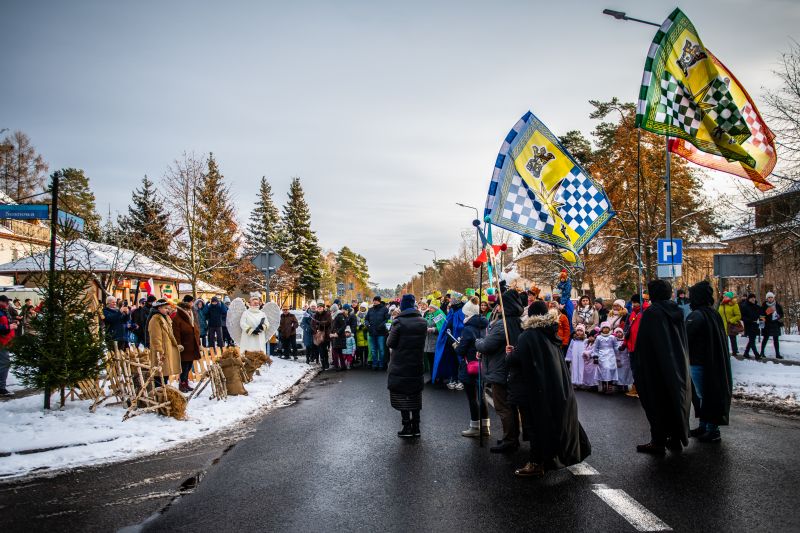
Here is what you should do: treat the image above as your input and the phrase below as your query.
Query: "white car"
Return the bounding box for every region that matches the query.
[289,309,306,353]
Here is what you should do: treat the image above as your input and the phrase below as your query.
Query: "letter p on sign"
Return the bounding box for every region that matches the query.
[657,239,683,264]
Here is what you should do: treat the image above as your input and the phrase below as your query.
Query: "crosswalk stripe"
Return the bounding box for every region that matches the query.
[592,484,672,531]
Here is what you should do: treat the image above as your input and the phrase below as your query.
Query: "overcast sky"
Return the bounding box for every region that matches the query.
[2,0,797,287]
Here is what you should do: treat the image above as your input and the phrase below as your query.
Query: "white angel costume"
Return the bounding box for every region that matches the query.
[239,306,269,353]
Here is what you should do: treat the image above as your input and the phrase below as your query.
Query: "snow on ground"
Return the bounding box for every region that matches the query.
[0,358,313,480]
[731,357,800,412]
[758,333,800,361]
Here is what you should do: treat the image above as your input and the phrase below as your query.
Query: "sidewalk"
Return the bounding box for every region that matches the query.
[0,358,315,481]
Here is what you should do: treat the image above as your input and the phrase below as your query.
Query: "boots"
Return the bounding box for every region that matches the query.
[481,419,491,436]
[179,380,192,393]
[398,411,414,438]
[411,419,420,437]
[461,420,480,437]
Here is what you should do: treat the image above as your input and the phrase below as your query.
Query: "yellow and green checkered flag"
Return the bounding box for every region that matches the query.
[636,8,755,167]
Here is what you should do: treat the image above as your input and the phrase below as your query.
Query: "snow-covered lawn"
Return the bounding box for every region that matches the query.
[0,358,313,480]
[731,358,800,412]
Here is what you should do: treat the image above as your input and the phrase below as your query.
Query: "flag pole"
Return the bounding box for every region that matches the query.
[636,128,644,297]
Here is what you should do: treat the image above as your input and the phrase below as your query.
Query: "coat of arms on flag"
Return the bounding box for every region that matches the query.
[668,49,776,191]
[636,8,756,168]
[484,111,614,263]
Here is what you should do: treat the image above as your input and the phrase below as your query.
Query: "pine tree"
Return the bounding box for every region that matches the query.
[196,153,240,292]
[281,177,321,297]
[517,236,534,254]
[243,176,285,256]
[50,168,102,240]
[118,175,171,258]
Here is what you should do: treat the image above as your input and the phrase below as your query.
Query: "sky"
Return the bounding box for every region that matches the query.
[1,0,797,288]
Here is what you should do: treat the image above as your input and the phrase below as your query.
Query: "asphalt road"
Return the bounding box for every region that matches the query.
[129,368,799,533]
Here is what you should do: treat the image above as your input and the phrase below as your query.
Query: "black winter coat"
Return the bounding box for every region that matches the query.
[739,300,761,336]
[475,291,524,385]
[331,312,347,350]
[508,309,591,468]
[633,300,692,445]
[386,309,427,395]
[456,314,489,384]
[365,303,390,337]
[686,306,732,425]
[761,301,784,336]
[206,303,225,328]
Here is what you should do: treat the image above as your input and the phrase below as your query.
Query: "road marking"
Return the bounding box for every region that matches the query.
[567,462,600,475]
[592,484,672,531]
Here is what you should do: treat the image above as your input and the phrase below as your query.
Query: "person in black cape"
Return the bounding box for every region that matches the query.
[632,279,691,455]
[507,300,591,477]
[387,294,427,438]
[686,281,732,443]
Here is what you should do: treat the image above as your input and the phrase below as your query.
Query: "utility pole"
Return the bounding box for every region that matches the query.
[44,173,59,410]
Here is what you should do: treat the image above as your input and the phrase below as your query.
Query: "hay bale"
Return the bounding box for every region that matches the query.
[219,356,248,396]
[156,385,188,420]
[242,350,271,381]
[220,346,241,360]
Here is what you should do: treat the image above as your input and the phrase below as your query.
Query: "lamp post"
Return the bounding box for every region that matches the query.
[415,264,426,295]
[456,202,484,294]
[423,248,437,263]
[603,8,671,291]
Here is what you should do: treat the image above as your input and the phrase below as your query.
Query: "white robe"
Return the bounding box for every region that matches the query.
[565,338,586,386]
[615,339,634,386]
[592,334,619,382]
[239,307,268,353]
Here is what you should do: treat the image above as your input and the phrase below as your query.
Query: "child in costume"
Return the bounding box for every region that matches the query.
[592,322,619,394]
[355,304,369,367]
[565,324,587,388]
[343,326,356,369]
[582,330,599,389]
[614,327,633,391]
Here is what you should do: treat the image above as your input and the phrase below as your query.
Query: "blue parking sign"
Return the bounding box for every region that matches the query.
[657,239,682,264]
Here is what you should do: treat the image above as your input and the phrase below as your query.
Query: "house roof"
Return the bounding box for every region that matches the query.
[178,280,225,294]
[747,180,800,208]
[0,238,188,281]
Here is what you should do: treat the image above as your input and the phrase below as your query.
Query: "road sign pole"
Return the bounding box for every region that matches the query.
[44,173,59,410]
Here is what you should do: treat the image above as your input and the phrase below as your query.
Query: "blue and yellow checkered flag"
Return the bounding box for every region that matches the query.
[484,111,614,263]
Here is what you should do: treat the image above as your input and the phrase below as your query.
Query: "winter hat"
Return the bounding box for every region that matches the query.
[689,280,714,309]
[724,291,734,299]
[614,327,624,335]
[360,303,368,310]
[747,293,756,300]
[766,291,775,299]
[462,298,480,319]
[613,299,625,308]
[182,295,194,303]
[600,321,611,330]
[211,296,219,303]
[334,299,341,306]
[343,303,352,311]
[648,279,672,302]
[400,294,416,311]
[249,292,262,300]
[223,296,231,304]
[344,326,352,333]
[527,300,549,317]
[594,297,604,305]
[575,324,586,333]
[329,304,339,314]
[630,294,640,304]
[316,299,325,305]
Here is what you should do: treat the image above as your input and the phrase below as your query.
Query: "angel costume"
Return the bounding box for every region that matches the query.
[592,333,619,382]
[565,338,586,387]
[240,306,269,353]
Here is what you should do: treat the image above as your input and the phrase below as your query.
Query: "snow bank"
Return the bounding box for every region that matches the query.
[731,358,800,413]
[0,358,313,480]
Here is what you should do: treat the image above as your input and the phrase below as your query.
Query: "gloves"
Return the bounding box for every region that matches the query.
[252,318,266,335]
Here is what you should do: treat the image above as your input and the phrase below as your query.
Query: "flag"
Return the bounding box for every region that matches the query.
[668,50,776,191]
[484,111,614,263]
[636,8,756,168]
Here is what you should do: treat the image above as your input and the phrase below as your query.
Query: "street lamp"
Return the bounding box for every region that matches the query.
[415,263,426,295]
[423,248,437,263]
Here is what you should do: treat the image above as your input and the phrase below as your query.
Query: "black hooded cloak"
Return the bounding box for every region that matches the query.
[508,307,591,468]
[686,283,732,426]
[632,299,691,445]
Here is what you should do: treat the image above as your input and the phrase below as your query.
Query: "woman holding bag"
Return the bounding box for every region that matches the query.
[456,296,490,438]
[718,292,742,356]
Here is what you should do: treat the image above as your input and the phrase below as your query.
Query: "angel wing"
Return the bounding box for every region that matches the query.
[226,298,247,345]
[262,302,281,341]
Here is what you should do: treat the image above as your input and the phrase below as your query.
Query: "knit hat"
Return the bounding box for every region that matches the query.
[614,327,624,335]
[613,299,625,308]
[317,299,325,305]
[766,291,775,299]
[344,326,352,333]
[343,303,352,311]
[462,298,480,319]
[373,295,382,302]
[724,291,734,299]
[329,304,339,314]
[595,297,604,304]
[223,296,231,304]
[400,294,416,311]
[600,321,611,330]
[575,324,586,333]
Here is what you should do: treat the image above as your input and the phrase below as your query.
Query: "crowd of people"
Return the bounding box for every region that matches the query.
[0,295,37,396]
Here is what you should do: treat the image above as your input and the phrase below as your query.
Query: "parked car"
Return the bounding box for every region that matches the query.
[290,310,306,354]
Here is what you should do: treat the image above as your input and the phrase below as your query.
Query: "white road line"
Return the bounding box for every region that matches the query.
[567,462,600,476]
[592,484,672,532]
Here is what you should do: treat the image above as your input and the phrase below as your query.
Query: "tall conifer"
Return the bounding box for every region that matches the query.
[281,177,321,296]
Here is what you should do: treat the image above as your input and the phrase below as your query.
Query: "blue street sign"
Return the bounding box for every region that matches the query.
[58,210,85,232]
[0,204,49,220]
[657,238,683,264]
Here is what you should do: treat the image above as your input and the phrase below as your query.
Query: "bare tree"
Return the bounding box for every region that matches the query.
[764,40,800,186]
[0,130,49,201]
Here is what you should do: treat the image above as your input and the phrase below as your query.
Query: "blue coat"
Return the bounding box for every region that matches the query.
[103,307,129,342]
[432,304,466,382]
[557,278,575,332]
[206,302,225,328]
[301,311,314,348]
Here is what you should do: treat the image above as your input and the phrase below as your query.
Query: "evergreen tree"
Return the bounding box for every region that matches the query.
[281,177,321,296]
[517,236,534,254]
[243,176,285,256]
[49,168,102,240]
[118,175,171,258]
[12,266,105,410]
[196,153,240,292]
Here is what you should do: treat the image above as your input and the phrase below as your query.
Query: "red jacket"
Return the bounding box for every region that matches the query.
[625,303,649,353]
[558,313,571,347]
[0,307,15,346]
